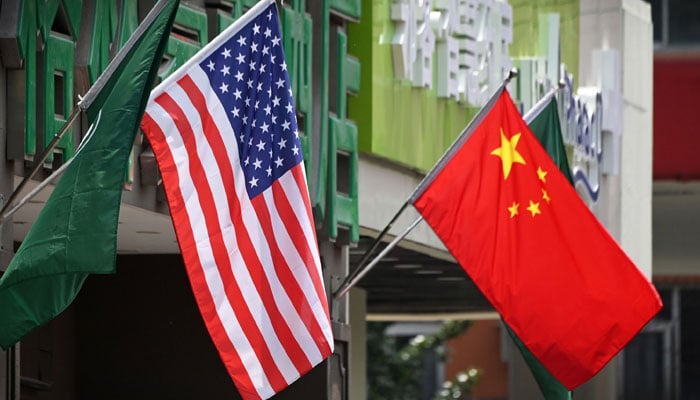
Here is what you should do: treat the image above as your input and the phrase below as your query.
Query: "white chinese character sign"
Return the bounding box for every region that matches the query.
[391,0,513,106]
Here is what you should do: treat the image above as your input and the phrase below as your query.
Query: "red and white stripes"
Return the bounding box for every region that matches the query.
[141,65,333,400]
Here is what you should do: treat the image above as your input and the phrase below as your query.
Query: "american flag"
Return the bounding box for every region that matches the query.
[140,1,334,399]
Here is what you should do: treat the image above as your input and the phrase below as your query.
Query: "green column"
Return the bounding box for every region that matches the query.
[282,1,314,182]
[327,28,359,244]
[38,1,82,164]
[41,34,76,164]
[158,4,207,82]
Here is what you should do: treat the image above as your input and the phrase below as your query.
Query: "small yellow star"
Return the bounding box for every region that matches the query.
[527,200,541,217]
[490,129,526,179]
[537,166,547,183]
[508,202,519,218]
[542,189,551,203]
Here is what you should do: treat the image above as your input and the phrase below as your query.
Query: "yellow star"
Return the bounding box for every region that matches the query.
[542,189,551,203]
[537,166,547,183]
[490,129,526,179]
[526,200,541,217]
[508,202,519,218]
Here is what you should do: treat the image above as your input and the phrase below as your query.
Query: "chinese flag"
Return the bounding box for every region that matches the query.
[412,89,662,389]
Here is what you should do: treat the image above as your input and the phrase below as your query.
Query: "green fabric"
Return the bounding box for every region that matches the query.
[0,0,178,349]
[528,98,574,185]
[506,324,572,400]
[505,96,573,400]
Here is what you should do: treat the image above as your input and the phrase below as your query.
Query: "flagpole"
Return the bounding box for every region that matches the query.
[334,215,424,299]
[332,200,410,298]
[0,106,82,222]
[333,68,519,299]
[0,156,73,222]
[522,82,564,125]
[0,104,104,224]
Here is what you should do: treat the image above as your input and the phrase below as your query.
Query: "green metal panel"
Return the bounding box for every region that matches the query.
[282,1,314,180]
[345,55,360,94]
[38,1,80,163]
[330,0,361,21]
[117,1,139,48]
[116,1,140,186]
[85,2,118,85]
[42,33,75,164]
[38,1,82,43]
[327,28,359,244]
[4,0,365,224]
[94,1,141,187]
[216,11,235,33]
[8,0,82,162]
[158,4,207,82]
[314,0,331,226]
[231,0,260,19]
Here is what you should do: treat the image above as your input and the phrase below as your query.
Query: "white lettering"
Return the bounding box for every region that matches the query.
[559,66,604,203]
[413,0,435,88]
[391,0,513,106]
[391,1,416,81]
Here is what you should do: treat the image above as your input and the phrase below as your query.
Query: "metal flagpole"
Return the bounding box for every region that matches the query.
[0,157,72,223]
[0,108,101,223]
[522,82,564,125]
[333,69,519,299]
[334,215,423,299]
[332,200,411,298]
[0,106,83,221]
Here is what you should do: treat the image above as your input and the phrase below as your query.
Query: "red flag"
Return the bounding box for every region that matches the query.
[412,88,661,389]
[140,1,333,399]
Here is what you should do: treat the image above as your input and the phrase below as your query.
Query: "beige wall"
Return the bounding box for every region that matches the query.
[579,0,654,278]
[577,1,653,399]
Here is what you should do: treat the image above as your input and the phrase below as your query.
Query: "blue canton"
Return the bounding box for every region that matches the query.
[200,4,301,199]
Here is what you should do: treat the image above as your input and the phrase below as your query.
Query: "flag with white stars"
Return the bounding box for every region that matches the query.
[140,1,333,399]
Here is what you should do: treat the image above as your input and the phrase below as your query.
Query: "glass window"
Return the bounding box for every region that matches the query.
[625,287,700,399]
[623,331,665,400]
[645,0,700,47]
[681,289,700,398]
[668,0,700,44]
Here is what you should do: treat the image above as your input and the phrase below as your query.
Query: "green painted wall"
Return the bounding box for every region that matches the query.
[349,0,580,173]
[510,0,579,78]
[348,0,480,173]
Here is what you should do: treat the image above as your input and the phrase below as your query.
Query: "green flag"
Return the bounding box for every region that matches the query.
[527,97,574,184]
[505,94,573,400]
[0,0,179,349]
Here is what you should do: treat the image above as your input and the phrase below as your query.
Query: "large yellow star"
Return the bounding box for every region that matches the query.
[491,129,526,179]
[526,200,541,217]
[508,201,519,218]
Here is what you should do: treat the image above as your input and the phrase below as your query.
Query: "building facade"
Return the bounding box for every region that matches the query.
[0,0,659,399]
